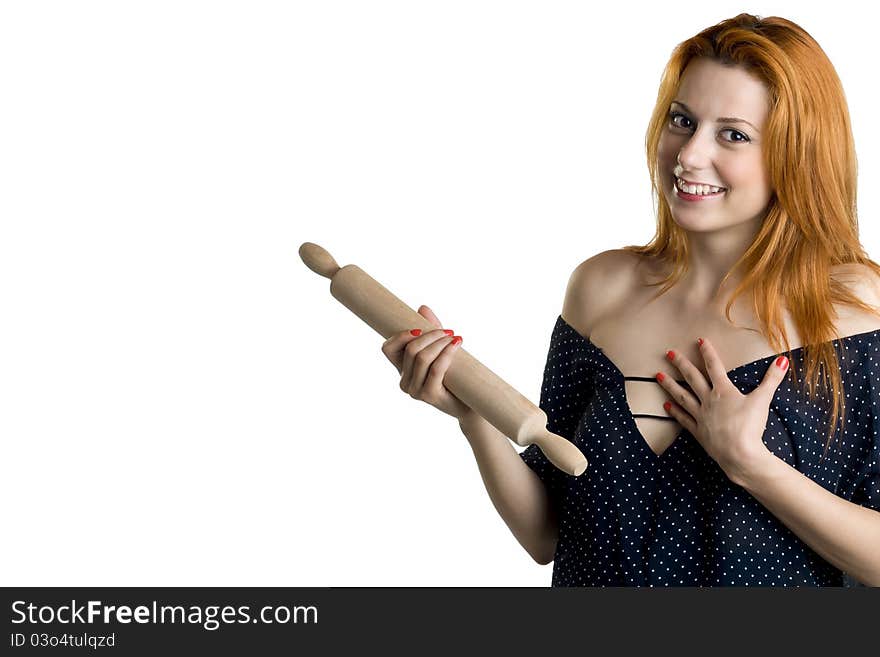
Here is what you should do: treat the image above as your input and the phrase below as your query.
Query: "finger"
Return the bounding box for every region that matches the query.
[418,304,443,329]
[662,349,710,403]
[656,367,701,418]
[696,337,736,393]
[424,335,463,389]
[382,328,425,371]
[664,399,698,435]
[754,353,789,405]
[413,335,461,396]
[400,329,453,392]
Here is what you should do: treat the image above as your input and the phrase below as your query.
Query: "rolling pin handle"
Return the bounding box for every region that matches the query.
[300,242,341,279]
[530,429,589,476]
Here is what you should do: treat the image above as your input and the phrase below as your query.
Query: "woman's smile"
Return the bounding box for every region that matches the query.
[671,173,727,202]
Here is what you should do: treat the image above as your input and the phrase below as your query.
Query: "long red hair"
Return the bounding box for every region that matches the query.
[625,13,880,457]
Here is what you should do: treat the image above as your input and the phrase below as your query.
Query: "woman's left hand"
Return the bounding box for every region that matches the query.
[656,337,788,487]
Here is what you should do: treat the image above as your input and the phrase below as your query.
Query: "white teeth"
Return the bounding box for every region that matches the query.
[675,176,725,195]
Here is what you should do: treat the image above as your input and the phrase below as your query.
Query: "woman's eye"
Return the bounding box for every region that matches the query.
[668,111,749,143]
[669,111,692,129]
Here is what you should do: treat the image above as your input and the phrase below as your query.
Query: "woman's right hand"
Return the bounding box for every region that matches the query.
[380,304,474,421]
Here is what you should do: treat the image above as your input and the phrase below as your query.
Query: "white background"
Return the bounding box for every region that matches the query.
[1,1,876,586]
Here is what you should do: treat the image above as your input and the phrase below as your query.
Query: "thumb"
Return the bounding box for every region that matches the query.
[757,354,789,403]
[418,304,443,329]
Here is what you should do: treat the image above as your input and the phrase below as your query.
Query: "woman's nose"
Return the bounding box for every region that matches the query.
[677,131,714,169]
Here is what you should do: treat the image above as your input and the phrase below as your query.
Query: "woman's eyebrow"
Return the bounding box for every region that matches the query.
[671,100,760,132]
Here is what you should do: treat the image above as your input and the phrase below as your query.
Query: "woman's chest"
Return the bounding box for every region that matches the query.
[583,297,801,456]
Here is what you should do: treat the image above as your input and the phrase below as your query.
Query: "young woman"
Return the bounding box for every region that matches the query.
[381,13,880,586]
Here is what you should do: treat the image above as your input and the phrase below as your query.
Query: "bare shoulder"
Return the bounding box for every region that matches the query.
[561,249,645,338]
[831,262,880,304]
[829,263,880,334]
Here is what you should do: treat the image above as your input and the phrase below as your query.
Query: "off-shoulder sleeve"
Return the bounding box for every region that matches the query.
[851,364,880,511]
[853,466,880,511]
[518,315,596,508]
[837,334,880,512]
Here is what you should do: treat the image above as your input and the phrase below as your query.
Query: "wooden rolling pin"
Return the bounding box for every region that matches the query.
[299,241,588,476]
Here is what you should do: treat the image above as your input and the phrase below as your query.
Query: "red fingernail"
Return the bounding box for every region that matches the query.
[776,356,788,370]
[666,350,675,361]
[451,336,462,346]
[663,401,672,412]
[410,329,422,336]
[444,329,454,336]
[655,372,665,382]
[697,338,704,346]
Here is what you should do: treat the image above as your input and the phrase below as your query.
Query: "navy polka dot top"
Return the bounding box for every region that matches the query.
[519,315,880,586]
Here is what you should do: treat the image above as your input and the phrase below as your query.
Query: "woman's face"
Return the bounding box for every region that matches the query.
[658,57,773,234]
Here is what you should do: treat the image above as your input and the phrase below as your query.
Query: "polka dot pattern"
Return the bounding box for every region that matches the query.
[519,315,880,586]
